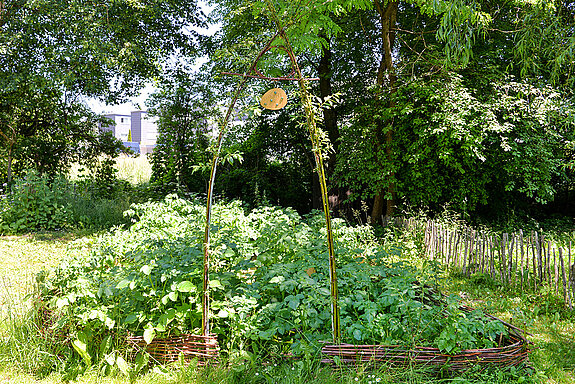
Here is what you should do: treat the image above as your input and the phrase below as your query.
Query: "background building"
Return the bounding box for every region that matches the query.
[100,111,157,154]
[100,114,131,142]
[131,111,158,154]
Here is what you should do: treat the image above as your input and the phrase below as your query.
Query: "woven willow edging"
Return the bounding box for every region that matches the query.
[321,331,530,370]
[127,334,219,365]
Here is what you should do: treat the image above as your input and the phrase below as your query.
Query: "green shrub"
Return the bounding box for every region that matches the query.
[0,171,71,233]
[0,170,144,234]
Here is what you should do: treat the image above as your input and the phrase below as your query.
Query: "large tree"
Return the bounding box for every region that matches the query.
[0,0,206,181]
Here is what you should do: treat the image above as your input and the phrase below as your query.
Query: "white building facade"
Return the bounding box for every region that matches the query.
[101,114,132,142]
[100,111,158,154]
[130,111,158,154]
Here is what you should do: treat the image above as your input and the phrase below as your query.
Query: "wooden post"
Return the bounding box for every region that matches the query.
[537,233,543,284]
[554,247,559,296]
[500,234,507,283]
[429,222,434,259]
[432,222,437,260]
[434,222,439,261]
[433,223,439,260]
[547,241,552,285]
[424,220,431,258]
[507,234,515,285]
[489,236,495,279]
[459,228,469,273]
[448,230,455,269]
[481,232,486,274]
[456,231,462,270]
[439,226,444,263]
[520,230,525,289]
[559,248,571,309]
[469,229,476,276]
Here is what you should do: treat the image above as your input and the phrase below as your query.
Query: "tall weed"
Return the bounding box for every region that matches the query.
[0,170,146,234]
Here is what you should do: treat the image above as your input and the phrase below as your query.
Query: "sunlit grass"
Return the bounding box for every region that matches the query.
[68,154,152,185]
[443,272,575,384]
[115,154,152,185]
[0,234,70,300]
[0,233,95,287]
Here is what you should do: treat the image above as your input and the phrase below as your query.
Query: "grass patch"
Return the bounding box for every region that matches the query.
[0,358,539,384]
[115,154,152,185]
[69,154,152,186]
[0,234,79,299]
[443,271,575,384]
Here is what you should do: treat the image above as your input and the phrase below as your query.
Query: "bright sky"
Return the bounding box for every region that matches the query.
[87,1,219,115]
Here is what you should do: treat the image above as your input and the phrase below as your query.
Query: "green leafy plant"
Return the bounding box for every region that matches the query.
[0,170,71,233]
[37,195,508,370]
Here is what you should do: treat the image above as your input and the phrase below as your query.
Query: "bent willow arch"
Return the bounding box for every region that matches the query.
[201,0,341,343]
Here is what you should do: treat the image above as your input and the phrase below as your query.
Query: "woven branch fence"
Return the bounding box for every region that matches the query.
[389,217,575,309]
[127,334,219,365]
[321,335,528,370]
[321,302,531,370]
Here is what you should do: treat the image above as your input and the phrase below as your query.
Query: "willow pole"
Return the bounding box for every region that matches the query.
[264,0,341,343]
[202,32,280,336]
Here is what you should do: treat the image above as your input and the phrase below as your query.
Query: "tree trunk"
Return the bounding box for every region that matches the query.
[318,33,347,214]
[6,146,12,184]
[371,0,398,224]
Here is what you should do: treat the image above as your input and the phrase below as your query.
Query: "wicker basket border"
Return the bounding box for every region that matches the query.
[321,323,531,370]
[127,334,219,365]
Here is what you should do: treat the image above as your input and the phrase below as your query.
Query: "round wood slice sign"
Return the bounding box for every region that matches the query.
[260,88,287,110]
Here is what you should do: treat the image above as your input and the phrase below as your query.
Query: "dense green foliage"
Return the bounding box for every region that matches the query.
[0,0,206,184]
[337,74,575,213]
[6,225,575,383]
[141,0,575,221]
[147,72,215,196]
[39,196,507,373]
[0,83,124,183]
[0,168,144,234]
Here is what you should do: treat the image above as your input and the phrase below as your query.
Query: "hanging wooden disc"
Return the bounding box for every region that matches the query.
[260,88,287,110]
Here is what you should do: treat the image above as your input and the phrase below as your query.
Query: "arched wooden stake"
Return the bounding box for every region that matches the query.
[203,8,341,345]
[202,31,281,336]
[263,0,341,343]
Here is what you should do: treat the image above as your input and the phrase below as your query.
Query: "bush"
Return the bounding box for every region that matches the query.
[0,171,71,233]
[0,169,144,234]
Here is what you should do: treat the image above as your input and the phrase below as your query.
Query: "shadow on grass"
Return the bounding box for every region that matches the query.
[1,229,108,242]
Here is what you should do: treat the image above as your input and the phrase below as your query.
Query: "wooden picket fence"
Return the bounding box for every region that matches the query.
[389,217,575,309]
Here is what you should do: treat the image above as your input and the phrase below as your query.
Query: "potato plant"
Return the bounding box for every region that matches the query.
[39,195,506,364]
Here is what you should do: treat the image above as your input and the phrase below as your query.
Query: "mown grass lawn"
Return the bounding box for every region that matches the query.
[1,233,573,383]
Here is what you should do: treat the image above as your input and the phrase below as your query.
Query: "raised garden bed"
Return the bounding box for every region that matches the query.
[321,311,531,370]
